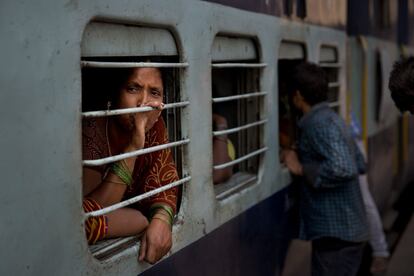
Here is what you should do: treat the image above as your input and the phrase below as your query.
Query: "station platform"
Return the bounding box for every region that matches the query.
[281,214,414,276]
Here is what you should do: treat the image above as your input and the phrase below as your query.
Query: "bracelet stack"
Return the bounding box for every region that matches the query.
[110,160,133,186]
[149,204,175,228]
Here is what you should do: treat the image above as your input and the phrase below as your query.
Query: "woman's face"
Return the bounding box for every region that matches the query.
[117,67,164,131]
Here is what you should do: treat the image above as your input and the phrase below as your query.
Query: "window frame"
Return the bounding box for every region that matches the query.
[210,34,268,200]
[80,21,190,261]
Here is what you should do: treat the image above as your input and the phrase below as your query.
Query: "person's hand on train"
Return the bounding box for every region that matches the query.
[281,149,303,176]
[138,215,172,264]
[127,101,164,151]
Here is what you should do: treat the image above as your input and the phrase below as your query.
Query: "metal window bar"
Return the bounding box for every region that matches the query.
[82,101,189,118]
[81,61,189,68]
[211,63,267,68]
[328,101,340,108]
[91,236,137,255]
[83,139,190,166]
[216,175,258,200]
[213,119,268,136]
[85,176,191,218]
[328,82,340,88]
[319,62,341,68]
[213,147,268,170]
[212,91,267,103]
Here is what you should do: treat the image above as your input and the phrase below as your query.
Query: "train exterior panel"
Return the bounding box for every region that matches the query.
[1,0,413,275]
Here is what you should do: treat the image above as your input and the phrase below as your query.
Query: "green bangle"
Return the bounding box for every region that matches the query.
[150,204,175,223]
[111,161,133,186]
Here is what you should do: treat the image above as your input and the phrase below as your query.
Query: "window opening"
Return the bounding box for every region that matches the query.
[278,41,306,157]
[81,23,189,261]
[319,45,341,112]
[211,35,267,199]
[374,51,383,122]
[373,0,391,29]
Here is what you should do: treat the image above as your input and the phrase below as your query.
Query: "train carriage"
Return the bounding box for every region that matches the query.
[1,0,414,275]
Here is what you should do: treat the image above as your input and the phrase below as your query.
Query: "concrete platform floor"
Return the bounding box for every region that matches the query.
[281,214,414,276]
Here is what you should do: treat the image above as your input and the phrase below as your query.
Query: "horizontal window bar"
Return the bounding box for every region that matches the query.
[211,63,267,68]
[216,175,257,200]
[85,176,191,218]
[319,62,341,68]
[81,61,189,68]
[328,101,340,108]
[328,82,340,88]
[212,92,267,103]
[214,147,268,170]
[213,119,268,136]
[83,139,190,166]
[82,101,189,118]
[91,236,137,256]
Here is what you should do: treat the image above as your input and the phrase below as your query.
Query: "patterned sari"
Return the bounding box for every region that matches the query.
[82,117,179,244]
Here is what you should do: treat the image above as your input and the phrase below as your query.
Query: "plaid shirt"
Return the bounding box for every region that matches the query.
[297,103,369,242]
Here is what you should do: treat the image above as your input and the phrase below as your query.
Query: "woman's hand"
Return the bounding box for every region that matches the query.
[126,101,164,151]
[138,217,172,264]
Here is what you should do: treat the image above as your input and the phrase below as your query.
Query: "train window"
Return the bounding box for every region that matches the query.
[374,51,383,122]
[319,45,341,113]
[283,0,307,18]
[373,0,391,29]
[278,41,306,152]
[81,22,189,261]
[211,35,267,199]
[283,0,294,16]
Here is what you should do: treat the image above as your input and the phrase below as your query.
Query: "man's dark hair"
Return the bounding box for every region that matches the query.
[388,57,414,112]
[288,62,328,106]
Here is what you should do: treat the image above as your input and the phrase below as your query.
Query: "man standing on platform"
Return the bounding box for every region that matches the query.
[281,62,369,276]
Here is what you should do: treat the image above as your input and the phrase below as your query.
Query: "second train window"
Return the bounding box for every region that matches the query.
[211,35,266,199]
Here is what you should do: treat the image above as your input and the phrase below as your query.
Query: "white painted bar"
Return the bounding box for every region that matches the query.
[216,175,257,200]
[328,101,340,108]
[212,92,267,103]
[214,147,268,170]
[82,101,189,118]
[319,62,341,68]
[85,176,191,218]
[81,61,189,68]
[213,119,267,136]
[328,82,340,88]
[211,63,267,68]
[91,236,137,256]
[83,139,190,166]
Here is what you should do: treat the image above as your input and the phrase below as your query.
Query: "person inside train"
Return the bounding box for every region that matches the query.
[82,66,179,264]
[281,62,369,276]
[212,112,235,184]
[389,56,414,114]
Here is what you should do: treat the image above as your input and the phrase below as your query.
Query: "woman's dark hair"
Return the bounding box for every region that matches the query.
[82,62,169,112]
[288,62,328,106]
[82,67,133,111]
[388,57,414,112]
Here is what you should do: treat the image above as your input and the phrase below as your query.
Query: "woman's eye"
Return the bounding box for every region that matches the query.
[126,86,140,93]
[151,90,161,97]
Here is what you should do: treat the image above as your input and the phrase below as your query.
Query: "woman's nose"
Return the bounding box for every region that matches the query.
[140,89,149,105]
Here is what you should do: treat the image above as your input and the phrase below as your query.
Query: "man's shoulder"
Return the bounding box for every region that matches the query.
[303,107,346,137]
